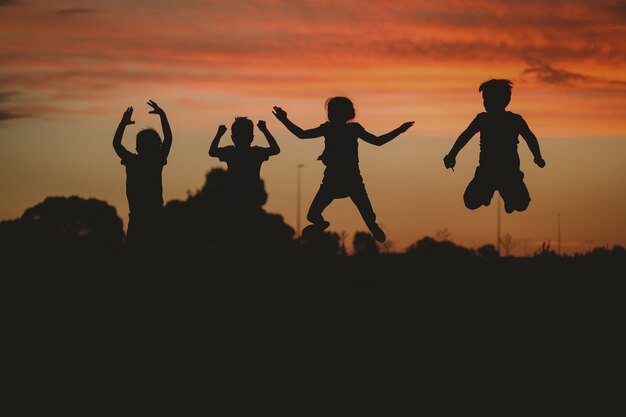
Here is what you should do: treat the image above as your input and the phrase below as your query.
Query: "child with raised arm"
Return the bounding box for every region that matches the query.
[209,117,280,210]
[443,79,545,213]
[113,100,172,246]
[273,97,413,242]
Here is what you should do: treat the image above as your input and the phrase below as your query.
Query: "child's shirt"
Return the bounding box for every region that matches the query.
[475,111,525,171]
[218,146,272,187]
[120,151,167,214]
[316,122,362,168]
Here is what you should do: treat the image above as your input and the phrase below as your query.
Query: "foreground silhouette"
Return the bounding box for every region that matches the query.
[162,168,295,255]
[273,97,414,242]
[444,79,545,213]
[113,100,172,249]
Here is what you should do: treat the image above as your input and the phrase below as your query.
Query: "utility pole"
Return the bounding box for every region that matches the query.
[557,212,561,255]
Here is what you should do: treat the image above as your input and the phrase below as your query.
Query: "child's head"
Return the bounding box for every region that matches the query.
[479,79,513,112]
[231,117,254,147]
[326,97,355,123]
[136,129,162,155]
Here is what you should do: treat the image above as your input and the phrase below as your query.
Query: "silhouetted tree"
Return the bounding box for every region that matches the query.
[353,231,379,256]
[612,245,625,257]
[298,230,343,257]
[500,232,518,256]
[406,236,474,258]
[477,244,500,259]
[0,196,124,255]
[162,168,294,255]
[534,241,558,258]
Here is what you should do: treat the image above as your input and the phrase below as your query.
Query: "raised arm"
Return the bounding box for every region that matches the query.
[208,125,228,158]
[147,100,172,158]
[113,107,135,159]
[443,116,481,170]
[519,117,546,168]
[359,121,414,146]
[257,120,280,156]
[272,106,324,139]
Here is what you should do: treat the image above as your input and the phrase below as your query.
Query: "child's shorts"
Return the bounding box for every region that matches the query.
[321,165,364,199]
[464,167,531,213]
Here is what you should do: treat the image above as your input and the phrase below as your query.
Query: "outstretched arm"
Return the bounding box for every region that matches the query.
[147,100,172,158]
[113,107,135,159]
[257,120,280,156]
[519,117,545,168]
[359,121,414,146]
[443,116,481,170]
[272,106,324,139]
[208,125,228,158]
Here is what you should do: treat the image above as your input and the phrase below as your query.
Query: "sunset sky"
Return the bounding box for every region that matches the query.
[1,0,625,254]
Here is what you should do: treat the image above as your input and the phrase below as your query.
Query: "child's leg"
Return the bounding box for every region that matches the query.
[307,184,334,227]
[500,175,531,213]
[463,168,495,209]
[350,183,386,242]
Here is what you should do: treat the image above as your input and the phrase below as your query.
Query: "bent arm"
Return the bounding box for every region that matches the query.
[359,122,414,146]
[209,126,227,158]
[259,125,280,155]
[113,123,129,159]
[159,112,173,158]
[519,118,543,160]
[113,107,134,159]
[447,117,481,157]
[279,117,325,139]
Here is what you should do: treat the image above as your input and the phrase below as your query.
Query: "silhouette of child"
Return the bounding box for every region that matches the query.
[113,100,172,246]
[273,97,414,242]
[209,117,280,210]
[444,79,545,213]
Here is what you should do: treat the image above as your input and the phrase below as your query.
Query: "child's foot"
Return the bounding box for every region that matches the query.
[367,222,386,243]
[301,221,330,238]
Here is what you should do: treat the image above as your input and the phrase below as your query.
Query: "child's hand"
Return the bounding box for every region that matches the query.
[120,107,135,126]
[217,125,227,135]
[147,100,164,115]
[534,157,546,168]
[272,106,287,121]
[443,154,456,170]
[399,121,415,132]
[257,120,267,131]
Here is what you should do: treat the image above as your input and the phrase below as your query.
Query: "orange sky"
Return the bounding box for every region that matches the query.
[1,0,625,254]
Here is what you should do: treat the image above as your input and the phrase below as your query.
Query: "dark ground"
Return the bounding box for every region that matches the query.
[3,252,623,411]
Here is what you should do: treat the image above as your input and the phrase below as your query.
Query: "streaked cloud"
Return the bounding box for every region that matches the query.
[55,8,96,16]
[0,0,625,132]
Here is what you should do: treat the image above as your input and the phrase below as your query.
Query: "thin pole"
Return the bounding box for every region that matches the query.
[297,164,304,237]
[497,195,501,255]
[557,212,561,255]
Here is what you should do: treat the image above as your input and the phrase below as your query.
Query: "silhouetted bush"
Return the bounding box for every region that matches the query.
[406,236,475,258]
[0,196,124,256]
[162,168,295,255]
[353,231,379,256]
[477,244,500,259]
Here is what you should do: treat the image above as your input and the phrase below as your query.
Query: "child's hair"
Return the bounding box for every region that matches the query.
[479,79,513,109]
[325,97,355,123]
[136,128,162,154]
[231,116,254,147]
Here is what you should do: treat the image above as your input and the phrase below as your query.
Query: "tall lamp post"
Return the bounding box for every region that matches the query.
[557,212,561,255]
[297,164,304,237]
